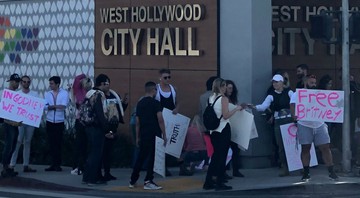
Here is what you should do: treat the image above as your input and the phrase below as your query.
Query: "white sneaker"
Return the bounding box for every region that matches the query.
[129,182,135,188]
[143,181,162,190]
[71,168,79,175]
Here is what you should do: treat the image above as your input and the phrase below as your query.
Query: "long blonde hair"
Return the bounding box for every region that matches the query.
[212,78,225,95]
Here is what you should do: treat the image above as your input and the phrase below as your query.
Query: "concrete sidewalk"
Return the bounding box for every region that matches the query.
[9,164,360,194]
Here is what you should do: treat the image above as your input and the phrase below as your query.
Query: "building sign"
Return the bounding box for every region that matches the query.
[99,4,205,57]
[94,0,218,129]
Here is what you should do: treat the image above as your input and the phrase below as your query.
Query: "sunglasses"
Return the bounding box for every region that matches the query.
[22,80,31,83]
[163,76,171,80]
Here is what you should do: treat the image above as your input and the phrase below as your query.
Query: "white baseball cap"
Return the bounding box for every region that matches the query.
[272,74,284,82]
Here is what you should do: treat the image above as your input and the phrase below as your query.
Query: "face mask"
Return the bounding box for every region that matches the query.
[308,85,317,89]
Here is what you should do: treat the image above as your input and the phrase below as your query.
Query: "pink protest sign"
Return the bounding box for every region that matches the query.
[0,89,45,127]
[295,89,344,123]
[280,123,318,171]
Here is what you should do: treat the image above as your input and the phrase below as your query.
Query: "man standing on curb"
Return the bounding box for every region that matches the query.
[155,68,180,176]
[10,75,38,173]
[1,73,22,178]
[82,74,109,186]
[129,81,167,190]
[101,74,128,181]
[44,76,69,172]
[290,74,339,181]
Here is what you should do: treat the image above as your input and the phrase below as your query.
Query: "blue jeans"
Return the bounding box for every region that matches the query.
[10,124,35,167]
[2,123,19,168]
[83,126,104,183]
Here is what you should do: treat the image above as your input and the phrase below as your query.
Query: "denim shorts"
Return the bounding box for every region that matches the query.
[297,124,330,146]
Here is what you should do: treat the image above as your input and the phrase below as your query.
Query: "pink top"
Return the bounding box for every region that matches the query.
[183,126,206,152]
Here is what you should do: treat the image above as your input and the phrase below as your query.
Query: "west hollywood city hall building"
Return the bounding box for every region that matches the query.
[0,0,359,168]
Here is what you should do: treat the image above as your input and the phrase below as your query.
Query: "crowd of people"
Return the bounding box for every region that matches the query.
[1,64,360,191]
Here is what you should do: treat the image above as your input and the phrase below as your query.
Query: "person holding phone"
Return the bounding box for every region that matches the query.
[100,74,128,181]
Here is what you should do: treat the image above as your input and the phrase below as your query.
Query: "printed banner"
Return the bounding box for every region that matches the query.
[295,89,344,123]
[280,123,318,172]
[154,137,166,177]
[162,108,190,158]
[229,104,257,150]
[0,89,45,127]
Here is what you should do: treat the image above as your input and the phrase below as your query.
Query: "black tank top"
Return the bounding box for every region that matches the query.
[159,91,175,110]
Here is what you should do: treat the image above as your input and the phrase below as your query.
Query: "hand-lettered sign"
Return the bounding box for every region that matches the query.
[154,136,166,178]
[0,89,45,127]
[162,108,190,158]
[295,89,344,123]
[280,123,318,171]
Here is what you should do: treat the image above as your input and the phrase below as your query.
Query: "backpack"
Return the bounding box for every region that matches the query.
[79,90,100,126]
[203,96,223,130]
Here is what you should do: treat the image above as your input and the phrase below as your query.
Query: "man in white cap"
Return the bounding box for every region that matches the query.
[250,74,294,177]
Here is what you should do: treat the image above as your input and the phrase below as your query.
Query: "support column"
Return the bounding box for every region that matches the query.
[220,0,273,168]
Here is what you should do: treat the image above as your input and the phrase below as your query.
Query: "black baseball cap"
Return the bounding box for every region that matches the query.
[7,73,21,82]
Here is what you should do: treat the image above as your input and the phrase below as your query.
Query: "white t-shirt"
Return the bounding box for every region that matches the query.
[19,89,39,98]
[209,94,229,134]
[290,91,324,128]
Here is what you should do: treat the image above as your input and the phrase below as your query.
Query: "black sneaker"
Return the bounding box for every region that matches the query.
[203,182,215,190]
[23,166,37,173]
[215,183,232,191]
[224,173,233,180]
[165,169,172,177]
[329,172,339,181]
[1,170,9,178]
[301,173,311,181]
[45,166,56,171]
[233,171,244,177]
[104,173,117,181]
[179,169,193,176]
[8,168,18,177]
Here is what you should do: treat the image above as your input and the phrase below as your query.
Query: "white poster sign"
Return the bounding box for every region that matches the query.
[228,104,257,150]
[0,89,45,127]
[154,137,166,177]
[280,123,318,172]
[162,108,190,158]
[295,89,344,123]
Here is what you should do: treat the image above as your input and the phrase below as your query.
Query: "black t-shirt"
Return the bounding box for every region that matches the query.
[136,96,163,141]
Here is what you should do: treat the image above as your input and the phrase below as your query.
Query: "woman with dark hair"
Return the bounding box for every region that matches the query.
[224,80,244,177]
[203,78,244,191]
[318,75,332,90]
